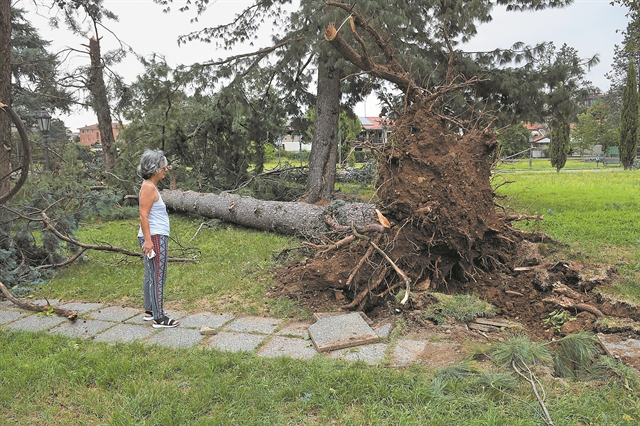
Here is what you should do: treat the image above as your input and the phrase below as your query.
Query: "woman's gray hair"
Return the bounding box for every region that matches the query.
[137,149,167,180]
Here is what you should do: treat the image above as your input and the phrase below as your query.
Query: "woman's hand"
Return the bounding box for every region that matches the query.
[142,239,154,257]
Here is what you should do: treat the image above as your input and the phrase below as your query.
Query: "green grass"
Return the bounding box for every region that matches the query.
[495,168,640,303]
[1,331,638,425]
[496,158,622,171]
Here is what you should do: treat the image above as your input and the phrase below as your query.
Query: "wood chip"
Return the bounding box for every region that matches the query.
[474,318,522,328]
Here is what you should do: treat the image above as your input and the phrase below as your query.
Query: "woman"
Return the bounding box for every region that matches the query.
[137,149,179,328]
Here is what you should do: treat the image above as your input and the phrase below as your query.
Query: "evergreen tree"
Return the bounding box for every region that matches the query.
[549,112,570,172]
[619,60,639,169]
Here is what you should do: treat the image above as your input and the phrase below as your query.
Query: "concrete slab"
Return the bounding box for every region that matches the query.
[4,314,66,332]
[328,343,388,365]
[178,312,235,329]
[598,334,640,371]
[147,327,204,349]
[56,302,104,315]
[0,309,27,325]
[93,324,156,344]
[259,336,317,360]
[277,321,313,339]
[88,306,139,322]
[207,331,267,352]
[308,312,379,352]
[223,316,282,334]
[49,319,115,339]
[391,339,428,366]
[374,323,393,339]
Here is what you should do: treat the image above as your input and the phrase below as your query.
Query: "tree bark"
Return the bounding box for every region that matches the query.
[88,37,116,173]
[0,0,11,198]
[161,189,376,237]
[304,49,341,203]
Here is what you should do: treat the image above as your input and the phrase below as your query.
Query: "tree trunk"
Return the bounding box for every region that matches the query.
[88,37,116,173]
[0,0,11,198]
[161,189,376,237]
[304,49,340,204]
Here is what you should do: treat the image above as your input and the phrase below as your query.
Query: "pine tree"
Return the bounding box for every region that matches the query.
[549,114,570,172]
[619,60,639,169]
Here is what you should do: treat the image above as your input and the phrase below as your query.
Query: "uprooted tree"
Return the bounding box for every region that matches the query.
[160,3,638,336]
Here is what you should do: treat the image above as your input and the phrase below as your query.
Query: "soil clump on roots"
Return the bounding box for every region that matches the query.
[271,106,640,342]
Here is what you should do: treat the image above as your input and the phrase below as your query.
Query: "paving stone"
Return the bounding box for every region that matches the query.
[223,316,282,334]
[391,339,427,366]
[207,331,267,352]
[308,312,379,352]
[374,323,393,339]
[0,309,27,325]
[56,302,104,315]
[88,306,140,322]
[598,334,640,370]
[259,336,317,360]
[93,324,156,344]
[50,319,115,339]
[147,327,203,349]
[4,314,66,332]
[277,321,313,339]
[328,343,388,365]
[178,312,235,329]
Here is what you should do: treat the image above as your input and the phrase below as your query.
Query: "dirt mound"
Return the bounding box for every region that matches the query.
[271,105,640,342]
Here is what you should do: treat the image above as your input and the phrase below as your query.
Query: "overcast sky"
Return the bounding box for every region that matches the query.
[22,0,630,131]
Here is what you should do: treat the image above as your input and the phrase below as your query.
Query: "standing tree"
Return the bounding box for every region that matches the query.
[0,0,11,199]
[48,0,126,173]
[498,123,531,158]
[619,60,639,169]
[549,108,571,172]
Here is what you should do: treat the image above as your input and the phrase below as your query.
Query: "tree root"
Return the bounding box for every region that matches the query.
[0,281,77,320]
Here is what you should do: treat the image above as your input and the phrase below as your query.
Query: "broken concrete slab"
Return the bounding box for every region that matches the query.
[308,312,379,352]
[223,316,282,334]
[259,336,317,360]
[328,342,388,365]
[373,323,393,339]
[207,331,267,352]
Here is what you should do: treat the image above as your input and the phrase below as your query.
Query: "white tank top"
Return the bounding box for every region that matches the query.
[138,189,170,237]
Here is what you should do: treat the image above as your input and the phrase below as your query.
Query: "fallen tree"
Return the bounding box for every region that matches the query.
[161,189,379,237]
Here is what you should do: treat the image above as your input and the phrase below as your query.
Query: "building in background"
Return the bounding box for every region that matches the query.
[78,123,121,148]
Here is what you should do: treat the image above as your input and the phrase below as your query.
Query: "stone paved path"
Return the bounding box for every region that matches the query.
[0,300,428,366]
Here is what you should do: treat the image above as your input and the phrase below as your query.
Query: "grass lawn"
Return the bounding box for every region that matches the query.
[3,166,640,424]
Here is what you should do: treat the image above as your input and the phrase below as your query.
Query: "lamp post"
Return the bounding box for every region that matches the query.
[36,109,52,171]
[529,133,534,170]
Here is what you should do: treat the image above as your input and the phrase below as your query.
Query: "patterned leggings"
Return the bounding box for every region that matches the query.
[139,234,168,320]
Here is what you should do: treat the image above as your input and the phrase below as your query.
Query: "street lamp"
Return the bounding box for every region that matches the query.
[36,109,52,171]
[529,133,534,170]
